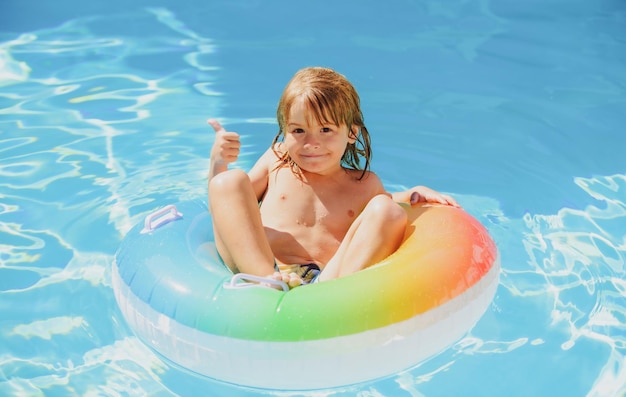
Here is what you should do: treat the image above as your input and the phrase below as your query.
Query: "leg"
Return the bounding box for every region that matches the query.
[317,194,407,282]
[208,169,275,276]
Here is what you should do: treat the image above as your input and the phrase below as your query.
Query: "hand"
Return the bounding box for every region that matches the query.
[208,119,240,166]
[407,186,460,207]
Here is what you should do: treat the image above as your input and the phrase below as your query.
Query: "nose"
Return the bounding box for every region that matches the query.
[303,133,320,149]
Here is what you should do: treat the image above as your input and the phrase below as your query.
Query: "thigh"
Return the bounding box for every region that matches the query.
[320,195,407,280]
[208,169,275,275]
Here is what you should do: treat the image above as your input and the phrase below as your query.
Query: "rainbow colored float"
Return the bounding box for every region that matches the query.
[112,200,499,390]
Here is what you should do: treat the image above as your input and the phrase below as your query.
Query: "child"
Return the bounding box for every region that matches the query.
[208,67,458,289]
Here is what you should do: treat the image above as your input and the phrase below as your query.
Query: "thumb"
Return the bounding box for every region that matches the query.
[207,118,226,134]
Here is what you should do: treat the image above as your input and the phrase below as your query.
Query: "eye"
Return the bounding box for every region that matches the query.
[321,127,333,133]
[292,128,305,134]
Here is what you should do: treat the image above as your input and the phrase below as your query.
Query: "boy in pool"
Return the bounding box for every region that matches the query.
[208,67,458,289]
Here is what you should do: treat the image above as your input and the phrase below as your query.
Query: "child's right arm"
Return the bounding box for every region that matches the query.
[207,118,274,202]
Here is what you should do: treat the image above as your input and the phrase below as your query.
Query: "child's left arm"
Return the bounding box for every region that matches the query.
[392,186,460,207]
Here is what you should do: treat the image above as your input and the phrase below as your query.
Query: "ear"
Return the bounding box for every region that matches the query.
[348,126,359,144]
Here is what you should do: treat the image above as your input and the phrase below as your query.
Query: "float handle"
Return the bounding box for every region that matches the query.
[227,273,289,292]
[141,205,183,233]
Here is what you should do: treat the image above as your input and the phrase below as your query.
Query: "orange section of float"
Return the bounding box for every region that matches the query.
[378,203,497,314]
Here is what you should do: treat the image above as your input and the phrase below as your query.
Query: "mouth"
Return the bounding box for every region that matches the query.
[301,153,326,159]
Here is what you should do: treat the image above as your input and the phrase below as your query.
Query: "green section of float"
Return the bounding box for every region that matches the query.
[194,267,393,341]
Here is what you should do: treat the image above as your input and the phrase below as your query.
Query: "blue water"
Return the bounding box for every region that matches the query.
[1,0,625,396]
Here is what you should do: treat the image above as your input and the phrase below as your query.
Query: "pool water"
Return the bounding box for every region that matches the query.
[1,0,625,396]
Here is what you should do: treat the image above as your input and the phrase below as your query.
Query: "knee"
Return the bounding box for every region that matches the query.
[364,194,407,228]
[209,169,249,195]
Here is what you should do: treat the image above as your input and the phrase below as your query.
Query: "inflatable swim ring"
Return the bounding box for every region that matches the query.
[112,200,499,390]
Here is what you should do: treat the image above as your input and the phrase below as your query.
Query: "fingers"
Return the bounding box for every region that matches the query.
[410,190,460,207]
[208,118,241,164]
[442,194,460,207]
[410,191,438,204]
[207,118,226,134]
[208,119,239,142]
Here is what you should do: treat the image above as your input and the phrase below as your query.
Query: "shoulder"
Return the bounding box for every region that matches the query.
[346,169,385,194]
[252,147,282,172]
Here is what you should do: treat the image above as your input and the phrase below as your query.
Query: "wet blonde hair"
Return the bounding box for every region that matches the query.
[272,67,372,180]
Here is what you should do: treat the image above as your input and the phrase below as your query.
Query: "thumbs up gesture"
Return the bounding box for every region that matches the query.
[208,119,241,169]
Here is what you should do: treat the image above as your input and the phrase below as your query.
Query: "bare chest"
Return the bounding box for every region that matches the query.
[260,169,369,240]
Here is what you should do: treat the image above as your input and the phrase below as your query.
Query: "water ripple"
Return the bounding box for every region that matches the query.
[518,174,626,395]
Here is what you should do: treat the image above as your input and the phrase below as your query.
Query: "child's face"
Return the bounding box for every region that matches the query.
[284,97,356,175]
